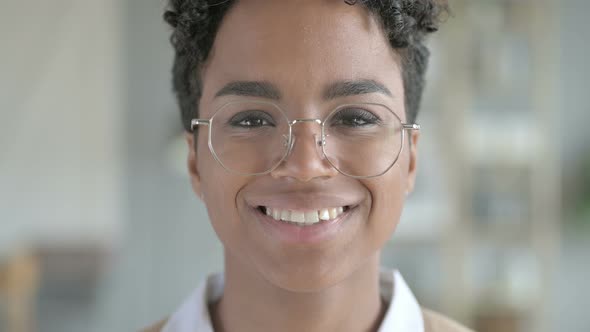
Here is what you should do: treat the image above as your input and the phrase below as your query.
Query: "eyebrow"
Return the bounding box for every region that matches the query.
[214,79,392,101]
[215,81,281,100]
[323,79,392,100]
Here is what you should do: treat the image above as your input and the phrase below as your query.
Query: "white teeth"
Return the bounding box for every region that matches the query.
[329,208,338,219]
[291,211,305,223]
[304,211,319,224]
[263,206,347,225]
[281,210,291,221]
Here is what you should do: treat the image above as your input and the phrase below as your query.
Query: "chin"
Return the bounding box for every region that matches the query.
[256,256,358,293]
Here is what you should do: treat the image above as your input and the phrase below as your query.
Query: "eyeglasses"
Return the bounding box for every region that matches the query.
[190,101,420,178]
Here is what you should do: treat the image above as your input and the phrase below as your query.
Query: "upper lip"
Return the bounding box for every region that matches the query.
[245,192,361,211]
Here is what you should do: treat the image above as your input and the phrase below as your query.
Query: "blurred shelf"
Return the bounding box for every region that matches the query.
[472,222,530,244]
[464,114,542,166]
[429,1,560,331]
[0,251,40,332]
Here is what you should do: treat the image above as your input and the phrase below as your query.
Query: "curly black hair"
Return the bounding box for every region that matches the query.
[164,0,449,132]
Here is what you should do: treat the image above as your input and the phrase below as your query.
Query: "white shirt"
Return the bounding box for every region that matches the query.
[161,269,424,332]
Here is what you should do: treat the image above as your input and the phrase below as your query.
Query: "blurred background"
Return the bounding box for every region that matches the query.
[1,0,588,331]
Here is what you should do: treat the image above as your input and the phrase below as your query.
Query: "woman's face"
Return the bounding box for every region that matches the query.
[186,0,419,291]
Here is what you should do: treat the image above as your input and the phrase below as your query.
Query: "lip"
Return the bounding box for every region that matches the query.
[245,192,360,212]
[248,204,357,245]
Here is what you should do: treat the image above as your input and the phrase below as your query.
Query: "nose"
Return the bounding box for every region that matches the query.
[269,120,339,182]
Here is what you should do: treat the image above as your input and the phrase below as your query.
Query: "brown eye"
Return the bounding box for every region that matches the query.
[330,108,381,127]
[228,111,276,128]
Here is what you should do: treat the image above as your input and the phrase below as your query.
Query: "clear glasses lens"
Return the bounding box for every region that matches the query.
[208,102,404,177]
[210,101,290,175]
[322,104,403,178]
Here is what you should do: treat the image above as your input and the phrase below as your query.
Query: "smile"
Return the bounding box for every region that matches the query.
[259,206,349,226]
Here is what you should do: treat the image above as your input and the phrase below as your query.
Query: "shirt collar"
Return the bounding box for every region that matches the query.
[162,269,423,332]
[378,270,424,332]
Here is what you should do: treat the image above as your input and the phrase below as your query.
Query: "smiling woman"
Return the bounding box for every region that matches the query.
[142,1,472,332]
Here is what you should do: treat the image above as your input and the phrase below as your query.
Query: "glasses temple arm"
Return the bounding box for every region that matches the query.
[190,119,210,131]
[402,123,421,131]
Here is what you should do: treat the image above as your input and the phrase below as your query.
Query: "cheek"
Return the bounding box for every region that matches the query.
[197,147,246,249]
[366,163,407,244]
[202,174,246,253]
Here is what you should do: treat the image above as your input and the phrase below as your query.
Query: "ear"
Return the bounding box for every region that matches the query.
[185,132,204,201]
[405,130,420,195]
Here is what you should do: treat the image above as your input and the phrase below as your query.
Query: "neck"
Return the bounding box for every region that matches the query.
[210,252,386,332]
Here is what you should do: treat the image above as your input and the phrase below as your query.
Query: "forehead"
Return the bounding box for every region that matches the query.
[200,0,403,110]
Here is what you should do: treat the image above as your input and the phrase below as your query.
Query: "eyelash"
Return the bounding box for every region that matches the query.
[224,107,383,129]
[330,108,381,127]
[228,111,276,128]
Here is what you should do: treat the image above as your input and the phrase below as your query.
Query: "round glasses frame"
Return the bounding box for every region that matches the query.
[190,101,421,179]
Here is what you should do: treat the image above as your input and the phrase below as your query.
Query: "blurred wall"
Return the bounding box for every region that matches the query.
[94,1,222,331]
[0,1,123,249]
[560,0,590,166]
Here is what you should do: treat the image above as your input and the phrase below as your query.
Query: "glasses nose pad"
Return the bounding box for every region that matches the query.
[282,134,294,155]
[314,134,327,157]
[317,133,327,148]
[282,133,326,159]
